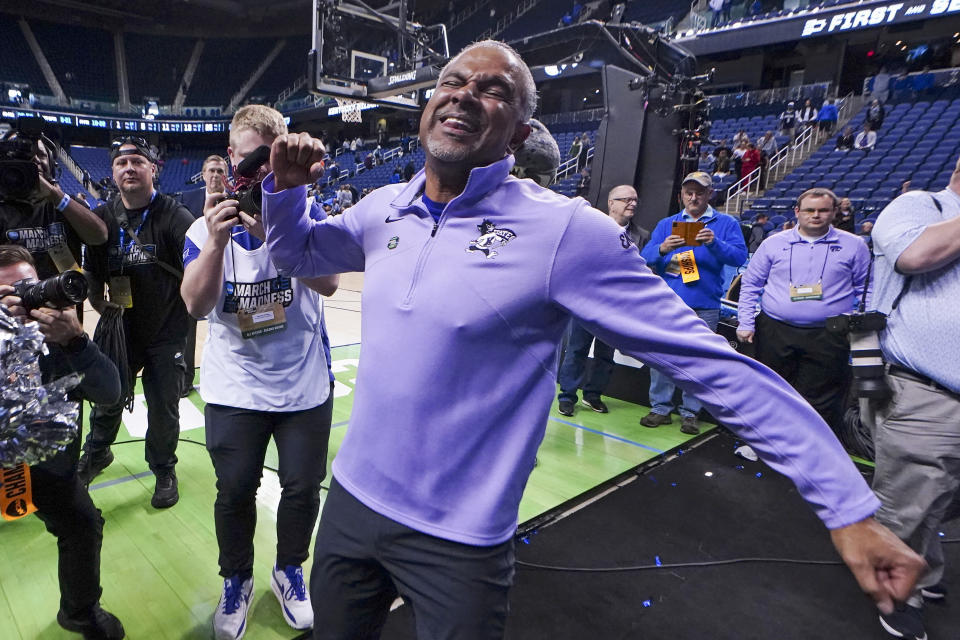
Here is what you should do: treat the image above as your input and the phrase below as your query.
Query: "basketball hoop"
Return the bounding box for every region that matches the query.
[335,97,365,123]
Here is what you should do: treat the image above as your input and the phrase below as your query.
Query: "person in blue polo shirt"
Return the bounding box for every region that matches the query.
[736,188,871,434]
[639,171,747,434]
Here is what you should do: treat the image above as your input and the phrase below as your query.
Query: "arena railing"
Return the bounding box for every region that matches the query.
[706,82,833,112]
[723,90,856,216]
[554,147,594,183]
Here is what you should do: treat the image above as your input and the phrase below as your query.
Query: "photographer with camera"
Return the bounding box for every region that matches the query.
[0,244,124,640]
[736,188,870,435]
[0,118,107,281]
[78,137,194,509]
[866,156,960,640]
[180,105,338,639]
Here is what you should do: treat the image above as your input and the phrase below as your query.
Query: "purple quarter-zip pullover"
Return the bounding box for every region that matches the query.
[261,156,879,546]
[738,227,871,332]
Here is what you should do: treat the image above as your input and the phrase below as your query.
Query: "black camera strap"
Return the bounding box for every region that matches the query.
[888,194,943,312]
[109,198,184,280]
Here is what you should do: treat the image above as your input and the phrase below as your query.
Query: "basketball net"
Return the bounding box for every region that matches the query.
[335,97,364,123]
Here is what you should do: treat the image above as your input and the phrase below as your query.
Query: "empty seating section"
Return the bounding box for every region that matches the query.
[158,150,223,193]
[246,36,311,103]
[30,19,117,102]
[70,146,112,184]
[448,4,496,52]
[126,34,197,105]
[0,14,50,94]
[57,169,87,202]
[187,38,275,107]
[621,0,688,25]
[749,98,960,223]
[499,2,567,43]
[708,111,790,150]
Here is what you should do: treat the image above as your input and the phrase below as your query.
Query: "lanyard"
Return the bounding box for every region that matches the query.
[788,237,831,286]
[117,190,157,256]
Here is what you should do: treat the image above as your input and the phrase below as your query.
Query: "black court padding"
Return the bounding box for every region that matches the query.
[382,430,959,639]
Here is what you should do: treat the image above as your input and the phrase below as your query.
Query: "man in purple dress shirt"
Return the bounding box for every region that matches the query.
[737,188,870,434]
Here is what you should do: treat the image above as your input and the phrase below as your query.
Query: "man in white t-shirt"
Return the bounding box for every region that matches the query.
[855,124,877,151]
[180,104,339,640]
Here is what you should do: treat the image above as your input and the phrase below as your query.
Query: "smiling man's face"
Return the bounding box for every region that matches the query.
[420,45,530,169]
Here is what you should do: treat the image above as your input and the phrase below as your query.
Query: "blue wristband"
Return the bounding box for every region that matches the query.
[55,193,71,212]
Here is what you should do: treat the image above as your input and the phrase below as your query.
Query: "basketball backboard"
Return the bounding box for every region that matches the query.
[309,0,449,112]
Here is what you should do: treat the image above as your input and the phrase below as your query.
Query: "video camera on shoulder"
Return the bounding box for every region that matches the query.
[826,310,889,399]
[13,270,88,311]
[0,116,47,200]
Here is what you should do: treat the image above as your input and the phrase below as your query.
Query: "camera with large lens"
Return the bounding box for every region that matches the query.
[0,117,46,200]
[826,310,889,398]
[12,270,89,311]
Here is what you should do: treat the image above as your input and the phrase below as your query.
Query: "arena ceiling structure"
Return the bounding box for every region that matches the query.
[0,0,452,38]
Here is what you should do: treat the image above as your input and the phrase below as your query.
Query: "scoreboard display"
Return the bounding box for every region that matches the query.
[0,107,227,134]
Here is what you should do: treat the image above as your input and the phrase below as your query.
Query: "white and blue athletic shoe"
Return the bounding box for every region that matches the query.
[271,564,313,630]
[214,575,254,640]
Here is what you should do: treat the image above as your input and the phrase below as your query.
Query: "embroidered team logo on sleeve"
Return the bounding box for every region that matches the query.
[467,219,516,259]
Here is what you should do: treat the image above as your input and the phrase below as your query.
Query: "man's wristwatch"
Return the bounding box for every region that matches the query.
[63,333,89,354]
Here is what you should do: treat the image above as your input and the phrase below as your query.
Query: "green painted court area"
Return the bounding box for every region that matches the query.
[0,344,705,639]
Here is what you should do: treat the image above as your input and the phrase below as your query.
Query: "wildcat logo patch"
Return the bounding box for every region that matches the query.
[466,220,516,259]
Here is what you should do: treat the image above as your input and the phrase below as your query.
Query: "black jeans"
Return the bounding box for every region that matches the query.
[182,316,198,393]
[754,312,851,434]
[311,478,515,640]
[205,389,333,578]
[86,338,186,472]
[31,438,105,618]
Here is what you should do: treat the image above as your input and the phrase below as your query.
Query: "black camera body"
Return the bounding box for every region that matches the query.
[826,310,889,398]
[13,270,88,311]
[0,117,47,200]
[0,137,39,200]
[216,143,270,218]
[825,310,887,335]
[235,182,263,217]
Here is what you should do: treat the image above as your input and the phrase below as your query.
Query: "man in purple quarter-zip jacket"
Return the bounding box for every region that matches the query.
[737,188,871,436]
[260,40,924,640]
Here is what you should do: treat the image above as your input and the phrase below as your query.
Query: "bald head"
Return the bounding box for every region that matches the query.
[607,184,637,227]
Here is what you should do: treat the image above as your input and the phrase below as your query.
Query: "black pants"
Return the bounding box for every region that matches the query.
[86,339,185,472]
[754,312,850,434]
[311,478,515,640]
[182,316,197,393]
[205,389,333,578]
[31,438,105,618]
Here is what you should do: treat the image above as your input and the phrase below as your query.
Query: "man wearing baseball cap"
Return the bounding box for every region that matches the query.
[639,171,747,434]
[79,137,195,509]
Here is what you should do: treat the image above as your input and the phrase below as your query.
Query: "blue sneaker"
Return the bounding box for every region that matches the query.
[271,564,313,630]
[214,575,253,640]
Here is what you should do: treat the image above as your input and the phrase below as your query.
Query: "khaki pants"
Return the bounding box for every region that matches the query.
[872,371,960,607]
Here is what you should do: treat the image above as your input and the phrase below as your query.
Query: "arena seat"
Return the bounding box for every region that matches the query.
[0,14,51,93]
[29,19,118,102]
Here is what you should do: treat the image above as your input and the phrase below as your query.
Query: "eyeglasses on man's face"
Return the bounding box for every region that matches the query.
[611,197,638,204]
